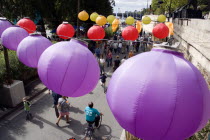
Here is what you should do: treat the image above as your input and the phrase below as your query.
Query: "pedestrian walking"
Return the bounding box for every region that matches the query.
[121,56,127,64]
[118,42,122,54]
[126,41,130,53]
[128,50,134,58]
[95,47,101,59]
[100,73,107,93]
[113,55,121,72]
[136,40,140,52]
[113,42,118,54]
[23,97,32,120]
[106,50,112,67]
[99,54,106,75]
[56,96,71,127]
[52,91,62,118]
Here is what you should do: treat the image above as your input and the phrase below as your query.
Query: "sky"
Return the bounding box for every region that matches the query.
[113,0,152,13]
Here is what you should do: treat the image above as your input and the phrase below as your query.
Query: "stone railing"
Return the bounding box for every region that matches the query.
[173,18,210,88]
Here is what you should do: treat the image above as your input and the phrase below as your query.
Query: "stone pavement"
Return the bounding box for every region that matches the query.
[0,79,47,120]
[0,67,122,140]
[0,46,146,140]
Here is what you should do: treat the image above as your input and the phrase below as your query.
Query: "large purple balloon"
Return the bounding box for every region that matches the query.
[107,48,210,140]
[17,34,52,68]
[1,26,28,51]
[0,18,12,37]
[38,39,100,97]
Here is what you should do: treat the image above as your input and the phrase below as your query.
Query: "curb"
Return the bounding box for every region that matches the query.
[0,87,48,121]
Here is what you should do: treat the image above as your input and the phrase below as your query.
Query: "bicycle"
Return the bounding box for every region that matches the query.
[84,114,102,140]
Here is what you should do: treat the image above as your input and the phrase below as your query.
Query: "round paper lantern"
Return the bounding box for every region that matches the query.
[78,10,89,21]
[165,22,174,35]
[96,15,107,26]
[17,34,52,68]
[87,25,105,41]
[56,22,75,39]
[152,23,169,39]
[125,16,135,25]
[90,12,99,22]
[17,17,36,33]
[142,16,151,24]
[112,19,120,32]
[1,26,29,51]
[107,48,210,140]
[136,21,142,33]
[107,15,115,24]
[122,26,138,41]
[0,18,12,37]
[38,39,100,97]
[157,14,166,22]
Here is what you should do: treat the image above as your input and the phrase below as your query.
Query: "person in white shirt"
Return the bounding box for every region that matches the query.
[118,42,122,54]
[99,54,106,75]
[121,56,126,64]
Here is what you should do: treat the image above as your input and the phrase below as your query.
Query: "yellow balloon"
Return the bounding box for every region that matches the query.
[136,21,142,33]
[107,15,115,24]
[142,16,151,24]
[90,12,98,22]
[112,19,120,32]
[78,10,89,21]
[126,16,134,25]
[158,15,166,22]
[96,15,107,26]
[165,22,174,35]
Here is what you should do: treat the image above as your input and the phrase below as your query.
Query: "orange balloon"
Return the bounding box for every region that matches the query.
[136,21,142,33]
[165,22,174,35]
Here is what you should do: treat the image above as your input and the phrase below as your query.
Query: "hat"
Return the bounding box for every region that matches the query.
[116,55,119,58]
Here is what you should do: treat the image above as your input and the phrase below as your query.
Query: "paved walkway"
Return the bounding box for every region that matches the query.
[0,67,122,140]
[0,46,146,140]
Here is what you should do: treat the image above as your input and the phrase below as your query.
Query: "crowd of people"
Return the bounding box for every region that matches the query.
[22,33,153,130]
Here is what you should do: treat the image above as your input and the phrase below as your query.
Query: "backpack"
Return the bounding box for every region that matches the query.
[60,100,70,112]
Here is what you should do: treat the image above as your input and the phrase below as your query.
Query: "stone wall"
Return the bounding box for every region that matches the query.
[173,18,210,87]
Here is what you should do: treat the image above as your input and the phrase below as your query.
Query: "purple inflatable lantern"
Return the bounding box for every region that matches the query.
[0,18,12,37]
[38,39,100,97]
[107,48,210,140]
[17,34,52,68]
[1,26,28,51]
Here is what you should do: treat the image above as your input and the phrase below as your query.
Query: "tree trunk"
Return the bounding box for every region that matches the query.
[40,18,47,37]
[76,0,80,37]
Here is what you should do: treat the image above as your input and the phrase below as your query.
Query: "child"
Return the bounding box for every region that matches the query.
[100,73,107,93]
[23,97,32,120]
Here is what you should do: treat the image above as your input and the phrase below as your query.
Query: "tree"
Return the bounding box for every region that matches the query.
[0,0,114,30]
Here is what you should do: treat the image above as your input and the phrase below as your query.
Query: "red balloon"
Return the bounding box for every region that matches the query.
[87,25,105,41]
[17,17,36,33]
[122,26,138,41]
[152,23,169,39]
[56,22,75,39]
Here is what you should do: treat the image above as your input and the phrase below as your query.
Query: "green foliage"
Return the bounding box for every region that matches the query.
[0,50,37,87]
[151,0,209,14]
[151,0,188,14]
[188,121,210,140]
[0,0,114,29]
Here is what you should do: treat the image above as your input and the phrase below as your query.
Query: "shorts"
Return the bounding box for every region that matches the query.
[59,112,69,116]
